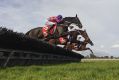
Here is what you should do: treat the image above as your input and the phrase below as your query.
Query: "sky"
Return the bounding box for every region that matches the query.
[0,0,119,56]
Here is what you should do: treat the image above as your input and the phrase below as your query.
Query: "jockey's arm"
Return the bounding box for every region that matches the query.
[45,21,56,30]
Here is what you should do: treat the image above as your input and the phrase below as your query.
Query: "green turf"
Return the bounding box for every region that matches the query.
[0,60,119,80]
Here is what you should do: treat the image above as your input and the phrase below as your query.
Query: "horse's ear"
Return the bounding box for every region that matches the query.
[76,14,77,17]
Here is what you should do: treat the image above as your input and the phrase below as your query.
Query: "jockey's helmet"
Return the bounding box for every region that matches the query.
[56,15,63,23]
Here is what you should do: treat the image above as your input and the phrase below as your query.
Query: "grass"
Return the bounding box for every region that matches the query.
[0,60,119,80]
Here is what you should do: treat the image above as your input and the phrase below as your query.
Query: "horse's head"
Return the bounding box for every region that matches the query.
[75,14,83,28]
[81,30,94,46]
[63,14,83,28]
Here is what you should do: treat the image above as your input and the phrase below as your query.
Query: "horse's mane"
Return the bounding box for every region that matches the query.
[62,16,83,28]
[0,27,83,58]
[63,17,76,21]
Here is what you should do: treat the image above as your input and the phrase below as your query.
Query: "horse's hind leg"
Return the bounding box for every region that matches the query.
[75,47,94,55]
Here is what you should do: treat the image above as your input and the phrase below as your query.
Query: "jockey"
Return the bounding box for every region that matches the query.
[42,15,63,37]
[42,15,66,44]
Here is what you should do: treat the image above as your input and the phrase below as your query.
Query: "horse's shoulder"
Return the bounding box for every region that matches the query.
[34,27,42,29]
[30,27,42,30]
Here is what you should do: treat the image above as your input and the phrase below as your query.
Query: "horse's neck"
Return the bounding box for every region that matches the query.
[82,41,87,47]
[81,33,88,43]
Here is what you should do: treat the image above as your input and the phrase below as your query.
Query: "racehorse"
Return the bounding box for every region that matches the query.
[64,29,94,54]
[25,14,83,45]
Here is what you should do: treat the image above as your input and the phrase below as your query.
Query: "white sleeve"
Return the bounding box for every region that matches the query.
[45,21,55,25]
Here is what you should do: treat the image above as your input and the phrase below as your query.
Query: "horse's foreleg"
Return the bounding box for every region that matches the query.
[74,47,94,54]
[85,48,94,54]
[63,45,67,49]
